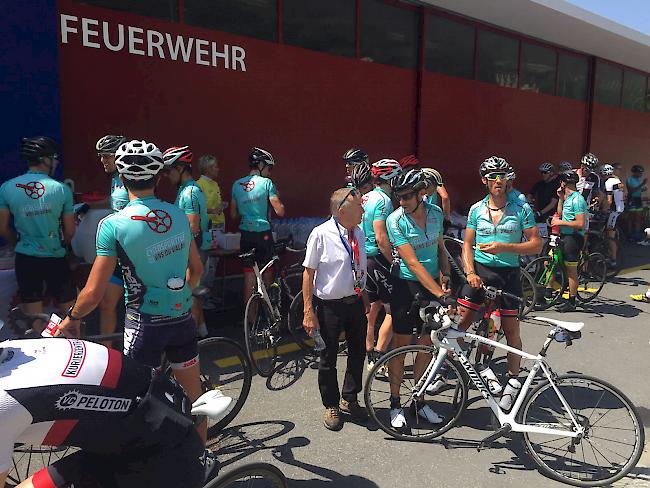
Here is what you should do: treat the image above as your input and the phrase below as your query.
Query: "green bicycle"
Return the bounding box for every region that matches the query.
[525,234,607,309]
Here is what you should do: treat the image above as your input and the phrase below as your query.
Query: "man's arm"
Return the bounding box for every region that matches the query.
[186,239,203,289]
[61,214,75,243]
[437,186,451,220]
[230,198,239,221]
[0,209,16,247]
[269,196,285,218]
[372,220,392,262]
[540,197,558,216]
[553,212,585,231]
[302,267,318,335]
[187,214,201,236]
[397,243,445,298]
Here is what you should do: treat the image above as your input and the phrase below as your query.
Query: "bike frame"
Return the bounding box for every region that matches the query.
[413,327,584,439]
[250,255,281,321]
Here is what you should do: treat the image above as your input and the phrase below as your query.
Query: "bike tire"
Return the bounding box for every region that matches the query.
[520,374,644,487]
[8,445,78,486]
[197,337,253,437]
[576,252,606,303]
[519,267,537,318]
[287,290,314,353]
[525,256,566,310]
[364,344,468,441]
[205,462,288,488]
[244,294,278,377]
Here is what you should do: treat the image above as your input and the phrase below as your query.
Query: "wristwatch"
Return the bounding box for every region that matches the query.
[66,306,81,321]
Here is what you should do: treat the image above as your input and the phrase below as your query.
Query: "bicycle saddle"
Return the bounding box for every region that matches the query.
[191,389,233,420]
[533,316,584,332]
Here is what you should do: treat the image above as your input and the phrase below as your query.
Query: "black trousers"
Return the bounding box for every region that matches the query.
[314,296,367,407]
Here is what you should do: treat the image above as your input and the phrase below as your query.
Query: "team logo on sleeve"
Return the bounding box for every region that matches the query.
[239,180,256,192]
[16,181,45,199]
[56,390,132,413]
[131,209,173,233]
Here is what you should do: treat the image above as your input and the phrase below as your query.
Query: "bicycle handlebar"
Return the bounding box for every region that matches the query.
[481,285,522,304]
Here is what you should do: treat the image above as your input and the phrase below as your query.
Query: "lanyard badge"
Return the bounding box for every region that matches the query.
[334,219,362,297]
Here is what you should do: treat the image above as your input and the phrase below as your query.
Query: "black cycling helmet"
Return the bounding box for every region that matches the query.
[96,135,127,155]
[342,148,369,166]
[560,170,579,184]
[350,162,372,189]
[392,169,426,193]
[20,136,58,162]
[249,147,275,168]
[632,164,644,174]
[479,156,510,177]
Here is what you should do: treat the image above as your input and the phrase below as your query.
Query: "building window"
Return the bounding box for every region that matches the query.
[520,42,556,95]
[425,15,474,79]
[557,53,588,101]
[595,60,622,106]
[282,0,355,57]
[75,0,178,20]
[622,70,646,112]
[360,0,419,69]
[184,0,277,42]
[477,29,518,88]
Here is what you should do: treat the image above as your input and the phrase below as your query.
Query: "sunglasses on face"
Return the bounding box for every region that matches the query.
[397,191,418,201]
[485,173,507,181]
[337,188,360,210]
[540,170,550,175]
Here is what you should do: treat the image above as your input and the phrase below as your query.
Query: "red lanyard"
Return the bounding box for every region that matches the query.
[334,219,362,296]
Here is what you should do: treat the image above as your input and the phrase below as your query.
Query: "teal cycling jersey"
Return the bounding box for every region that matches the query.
[467,196,535,268]
[231,175,278,232]
[386,201,443,281]
[110,174,129,212]
[361,187,393,257]
[0,170,73,258]
[626,176,643,198]
[96,196,193,317]
[175,179,211,250]
[508,188,527,204]
[560,190,587,236]
[425,192,438,206]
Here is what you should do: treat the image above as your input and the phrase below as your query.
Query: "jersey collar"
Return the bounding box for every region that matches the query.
[127,195,157,206]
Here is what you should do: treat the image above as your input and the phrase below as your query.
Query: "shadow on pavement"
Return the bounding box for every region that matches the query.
[266,353,316,391]
[580,297,642,318]
[272,436,380,487]
[608,275,649,288]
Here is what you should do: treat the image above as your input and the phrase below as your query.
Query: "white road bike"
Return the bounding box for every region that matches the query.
[364,312,644,487]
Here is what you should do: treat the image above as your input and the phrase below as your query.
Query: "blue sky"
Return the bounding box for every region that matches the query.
[566,0,650,35]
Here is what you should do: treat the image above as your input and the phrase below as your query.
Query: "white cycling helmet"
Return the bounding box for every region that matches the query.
[115,140,164,181]
[162,146,193,167]
[371,159,402,181]
[421,167,444,188]
[600,164,614,177]
[581,152,599,170]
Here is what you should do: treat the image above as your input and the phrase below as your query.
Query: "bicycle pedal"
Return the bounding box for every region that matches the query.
[477,423,512,451]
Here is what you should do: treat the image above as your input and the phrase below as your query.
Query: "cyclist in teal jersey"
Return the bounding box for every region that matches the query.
[0,136,76,332]
[505,166,528,204]
[356,159,401,370]
[421,167,451,223]
[94,134,129,346]
[458,157,540,380]
[162,145,212,338]
[551,170,588,311]
[57,139,207,444]
[385,169,453,429]
[231,147,285,304]
[342,147,369,186]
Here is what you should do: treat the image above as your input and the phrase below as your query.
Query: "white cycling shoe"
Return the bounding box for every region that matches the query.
[425,376,447,394]
[390,407,407,429]
[416,403,443,424]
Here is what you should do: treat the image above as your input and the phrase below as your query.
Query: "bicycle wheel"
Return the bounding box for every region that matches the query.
[519,267,537,318]
[287,290,314,353]
[525,256,566,310]
[198,337,253,437]
[520,374,644,487]
[8,445,77,486]
[244,294,278,377]
[364,345,468,441]
[206,462,288,488]
[577,253,606,303]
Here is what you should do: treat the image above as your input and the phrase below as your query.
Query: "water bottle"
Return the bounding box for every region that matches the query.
[479,366,503,395]
[499,378,522,411]
[268,282,281,306]
[551,212,560,236]
[481,310,501,355]
[312,329,326,352]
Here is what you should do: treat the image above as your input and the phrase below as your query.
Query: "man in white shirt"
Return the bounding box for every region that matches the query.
[302,187,370,431]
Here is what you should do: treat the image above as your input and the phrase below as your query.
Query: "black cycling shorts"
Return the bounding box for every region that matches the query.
[123,310,199,369]
[14,252,76,304]
[627,196,643,210]
[457,262,521,316]
[366,255,394,304]
[560,234,584,265]
[240,230,274,271]
[390,278,437,335]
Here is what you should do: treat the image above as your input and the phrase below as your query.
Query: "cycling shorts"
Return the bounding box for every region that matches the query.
[14,253,76,304]
[560,234,584,265]
[366,255,393,305]
[123,309,198,369]
[109,261,124,287]
[240,230,274,271]
[390,279,437,335]
[606,212,621,230]
[627,196,643,211]
[457,262,521,316]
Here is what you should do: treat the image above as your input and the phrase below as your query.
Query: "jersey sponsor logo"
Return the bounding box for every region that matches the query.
[21,202,53,218]
[131,209,173,233]
[145,232,186,263]
[15,181,45,199]
[62,340,86,378]
[239,180,256,192]
[55,390,133,413]
[360,194,370,205]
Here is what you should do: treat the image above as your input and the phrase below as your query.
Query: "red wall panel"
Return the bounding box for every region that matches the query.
[418,72,586,210]
[56,0,416,220]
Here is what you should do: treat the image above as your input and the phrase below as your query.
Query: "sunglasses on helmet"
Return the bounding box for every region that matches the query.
[337,188,360,210]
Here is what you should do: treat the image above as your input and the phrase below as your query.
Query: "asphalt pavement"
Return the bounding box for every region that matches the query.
[213,244,650,488]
